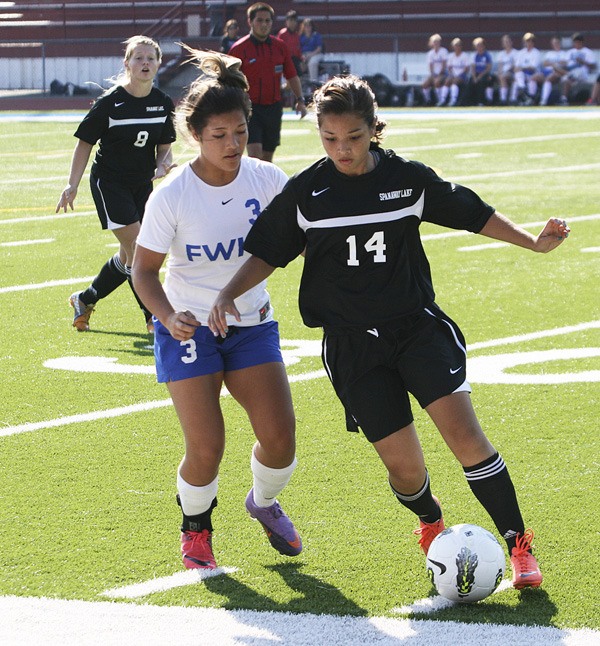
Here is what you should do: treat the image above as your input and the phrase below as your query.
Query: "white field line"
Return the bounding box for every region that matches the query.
[2,321,599,439]
[0,238,54,247]
[458,242,509,251]
[0,594,597,646]
[0,175,65,185]
[397,129,600,154]
[468,320,600,352]
[0,370,326,438]
[0,276,96,294]
[0,210,95,224]
[0,214,597,295]
[450,162,600,183]
[102,567,238,599]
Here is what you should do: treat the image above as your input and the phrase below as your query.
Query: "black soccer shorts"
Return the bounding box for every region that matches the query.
[322,304,471,443]
[248,102,283,153]
[90,171,152,230]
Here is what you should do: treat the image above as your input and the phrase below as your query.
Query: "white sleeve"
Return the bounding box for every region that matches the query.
[137,182,178,254]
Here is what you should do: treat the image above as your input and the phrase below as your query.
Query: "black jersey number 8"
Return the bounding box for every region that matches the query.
[346,232,387,266]
[134,130,149,148]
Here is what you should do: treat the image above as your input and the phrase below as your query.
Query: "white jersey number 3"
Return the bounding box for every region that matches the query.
[346,232,386,266]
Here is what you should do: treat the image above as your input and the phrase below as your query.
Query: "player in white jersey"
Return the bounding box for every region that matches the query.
[439,38,470,106]
[496,34,517,104]
[538,36,568,106]
[210,74,570,589]
[133,49,302,571]
[560,33,597,105]
[512,32,542,104]
[421,34,448,106]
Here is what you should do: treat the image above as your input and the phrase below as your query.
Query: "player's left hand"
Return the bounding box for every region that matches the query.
[533,218,570,252]
[295,100,307,119]
[152,162,177,181]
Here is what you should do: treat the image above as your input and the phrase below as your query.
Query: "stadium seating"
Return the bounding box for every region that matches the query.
[1,1,598,53]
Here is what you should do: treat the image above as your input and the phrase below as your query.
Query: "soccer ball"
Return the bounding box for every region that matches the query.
[426,524,506,603]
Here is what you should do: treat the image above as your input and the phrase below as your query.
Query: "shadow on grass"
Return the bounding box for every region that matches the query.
[203,561,368,617]
[84,328,155,355]
[415,586,558,628]
[202,562,413,644]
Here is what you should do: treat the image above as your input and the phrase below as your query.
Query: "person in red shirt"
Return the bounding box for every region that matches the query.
[229,2,307,162]
[277,9,303,75]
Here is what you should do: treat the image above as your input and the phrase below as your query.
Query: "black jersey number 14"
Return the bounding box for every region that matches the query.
[346,232,386,266]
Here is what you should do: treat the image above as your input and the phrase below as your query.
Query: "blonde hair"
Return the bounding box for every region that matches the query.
[523,32,535,41]
[105,35,162,88]
[428,34,442,47]
[451,38,462,47]
[472,37,485,48]
[176,46,251,145]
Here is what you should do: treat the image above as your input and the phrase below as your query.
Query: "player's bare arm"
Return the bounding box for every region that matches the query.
[479,211,570,253]
[152,143,177,180]
[132,244,200,341]
[208,256,276,337]
[56,140,94,212]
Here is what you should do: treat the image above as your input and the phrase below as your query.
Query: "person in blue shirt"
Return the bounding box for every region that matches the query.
[300,18,324,83]
[470,37,494,105]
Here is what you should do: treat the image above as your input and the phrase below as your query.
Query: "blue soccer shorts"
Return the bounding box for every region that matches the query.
[153,319,284,383]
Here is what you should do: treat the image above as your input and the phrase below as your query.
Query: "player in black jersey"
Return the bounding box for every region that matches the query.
[56,35,176,332]
[209,75,571,590]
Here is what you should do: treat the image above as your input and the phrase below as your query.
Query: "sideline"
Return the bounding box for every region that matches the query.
[0,594,597,646]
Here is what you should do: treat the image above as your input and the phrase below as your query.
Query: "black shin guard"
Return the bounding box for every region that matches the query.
[177,495,218,533]
[390,472,442,524]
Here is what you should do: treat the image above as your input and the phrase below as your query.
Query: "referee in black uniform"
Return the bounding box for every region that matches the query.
[57,35,176,332]
[209,74,571,590]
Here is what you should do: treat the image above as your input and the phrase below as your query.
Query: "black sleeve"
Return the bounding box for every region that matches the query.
[244,182,306,267]
[73,95,110,145]
[417,161,495,233]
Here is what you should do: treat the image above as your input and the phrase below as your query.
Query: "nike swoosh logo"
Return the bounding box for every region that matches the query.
[427,557,447,575]
[367,328,379,337]
[183,555,213,567]
[114,102,124,107]
[450,366,462,374]
[222,198,233,205]
[312,187,330,197]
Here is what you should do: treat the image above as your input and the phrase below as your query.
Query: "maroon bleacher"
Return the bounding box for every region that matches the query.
[1,0,599,54]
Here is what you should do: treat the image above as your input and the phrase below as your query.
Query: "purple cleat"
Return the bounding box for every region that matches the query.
[245,489,302,556]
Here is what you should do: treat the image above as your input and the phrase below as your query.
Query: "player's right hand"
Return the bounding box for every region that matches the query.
[166,310,201,341]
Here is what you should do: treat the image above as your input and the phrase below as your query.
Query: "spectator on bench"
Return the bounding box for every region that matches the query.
[440,38,470,107]
[559,33,597,105]
[422,33,448,106]
[496,34,517,105]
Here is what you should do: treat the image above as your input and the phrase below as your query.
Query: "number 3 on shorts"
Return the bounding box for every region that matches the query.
[180,339,197,364]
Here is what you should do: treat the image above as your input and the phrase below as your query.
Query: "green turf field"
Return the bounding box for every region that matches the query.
[0,108,599,642]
